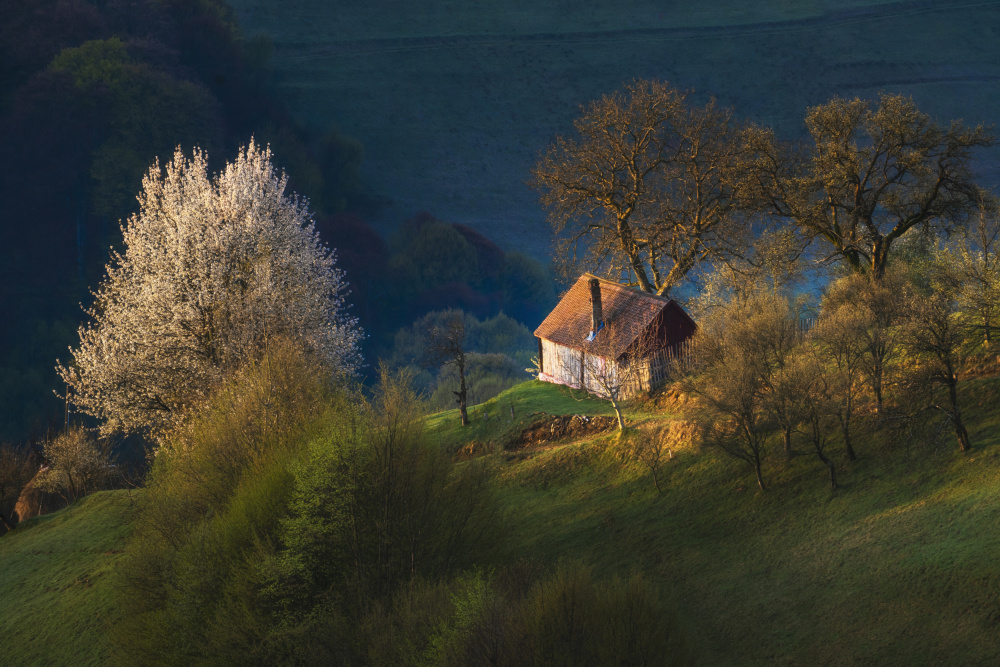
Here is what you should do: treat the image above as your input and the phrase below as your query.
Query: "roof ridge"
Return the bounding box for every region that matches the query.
[579,273,673,303]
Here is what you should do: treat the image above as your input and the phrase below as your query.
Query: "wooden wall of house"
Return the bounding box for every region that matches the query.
[539,338,583,390]
[624,302,696,359]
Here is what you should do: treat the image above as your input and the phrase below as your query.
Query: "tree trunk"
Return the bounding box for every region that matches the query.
[870,360,884,415]
[782,426,793,460]
[753,457,766,491]
[841,417,857,461]
[0,510,14,532]
[610,396,625,431]
[650,467,662,494]
[952,418,971,452]
[948,381,971,452]
[815,447,837,490]
[457,354,469,426]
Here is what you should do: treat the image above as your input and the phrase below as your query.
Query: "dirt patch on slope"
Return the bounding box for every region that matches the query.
[511,413,617,449]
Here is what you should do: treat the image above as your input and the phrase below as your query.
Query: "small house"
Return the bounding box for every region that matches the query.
[533,274,696,398]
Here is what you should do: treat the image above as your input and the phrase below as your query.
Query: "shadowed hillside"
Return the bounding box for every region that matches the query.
[228,0,1000,254]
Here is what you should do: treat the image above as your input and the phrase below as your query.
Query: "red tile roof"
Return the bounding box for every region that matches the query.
[534,274,682,358]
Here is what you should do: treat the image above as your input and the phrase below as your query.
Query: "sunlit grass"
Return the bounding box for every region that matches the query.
[8,375,1000,664]
[0,491,137,666]
[476,375,1000,664]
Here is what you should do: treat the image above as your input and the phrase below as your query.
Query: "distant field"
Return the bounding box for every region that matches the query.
[229,0,1000,257]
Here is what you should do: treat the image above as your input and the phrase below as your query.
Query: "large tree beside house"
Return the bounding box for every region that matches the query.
[532,80,752,297]
[743,93,994,280]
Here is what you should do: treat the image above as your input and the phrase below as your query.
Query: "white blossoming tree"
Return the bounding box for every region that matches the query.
[57,141,363,439]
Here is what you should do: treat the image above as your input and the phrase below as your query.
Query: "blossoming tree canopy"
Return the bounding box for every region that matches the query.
[57,140,363,439]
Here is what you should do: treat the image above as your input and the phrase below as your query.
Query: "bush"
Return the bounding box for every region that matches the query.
[362,562,686,667]
[111,340,340,665]
[113,354,507,664]
[262,366,507,622]
[34,426,112,502]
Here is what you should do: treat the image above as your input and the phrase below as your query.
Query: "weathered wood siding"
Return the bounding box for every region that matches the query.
[539,339,583,389]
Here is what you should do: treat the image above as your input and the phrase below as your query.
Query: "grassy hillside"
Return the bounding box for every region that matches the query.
[7,376,1000,664]
[0,491,135,665]
[228,0,1000,253]
[428,378,1000,665]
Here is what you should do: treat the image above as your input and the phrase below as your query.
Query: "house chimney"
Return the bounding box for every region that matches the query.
[589,277,603,333]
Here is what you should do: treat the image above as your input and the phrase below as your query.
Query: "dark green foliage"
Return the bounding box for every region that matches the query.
[112,354,507,664]
[51,38,222,222]
[465,311,537,361]
[501,251,557,326]
[399,221,480,292]
[362,562,685,667]
[111,342,337,664]
[376,213,557,341]
[262,365,506,610]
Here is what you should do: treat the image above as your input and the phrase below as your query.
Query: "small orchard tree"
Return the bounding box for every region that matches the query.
[58,141,362,439]
[904,271,975,452]
[812,302,871,461]
[684,293,795,490]
[34,426,113,503]
[823,271,911,414]
[632,426,674,494]
[783,348,840,489]
[946,202,1000,348]
[579,315,661,431]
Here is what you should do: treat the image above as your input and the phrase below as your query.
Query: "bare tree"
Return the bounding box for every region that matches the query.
[422,310,470,426]
[746,93,994,280]
[690,227,809,318]
[783,349,839,489]
[812,302,872,460]
[533,80,751,297]
[34,426,113,503]
[823,271,911,414]
[578,316,661,431]
[904,274,974,452]
[684,293,796,490]
[946,200,1000,347]
[632,427,673,494]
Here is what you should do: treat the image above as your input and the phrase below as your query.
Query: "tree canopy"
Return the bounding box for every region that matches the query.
[532,80,751,297]
[746,93,994,279]
[58,141,362,438]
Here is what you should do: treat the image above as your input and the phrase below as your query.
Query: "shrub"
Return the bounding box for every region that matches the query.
[365,562,686,667]
[34,426,112,502]
[111,340,340,664]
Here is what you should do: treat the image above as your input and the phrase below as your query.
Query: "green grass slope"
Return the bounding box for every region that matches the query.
[229,0,1000,253]
[0,491,135,666]
[7,375,1000,664]
[430,378,1000,665]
